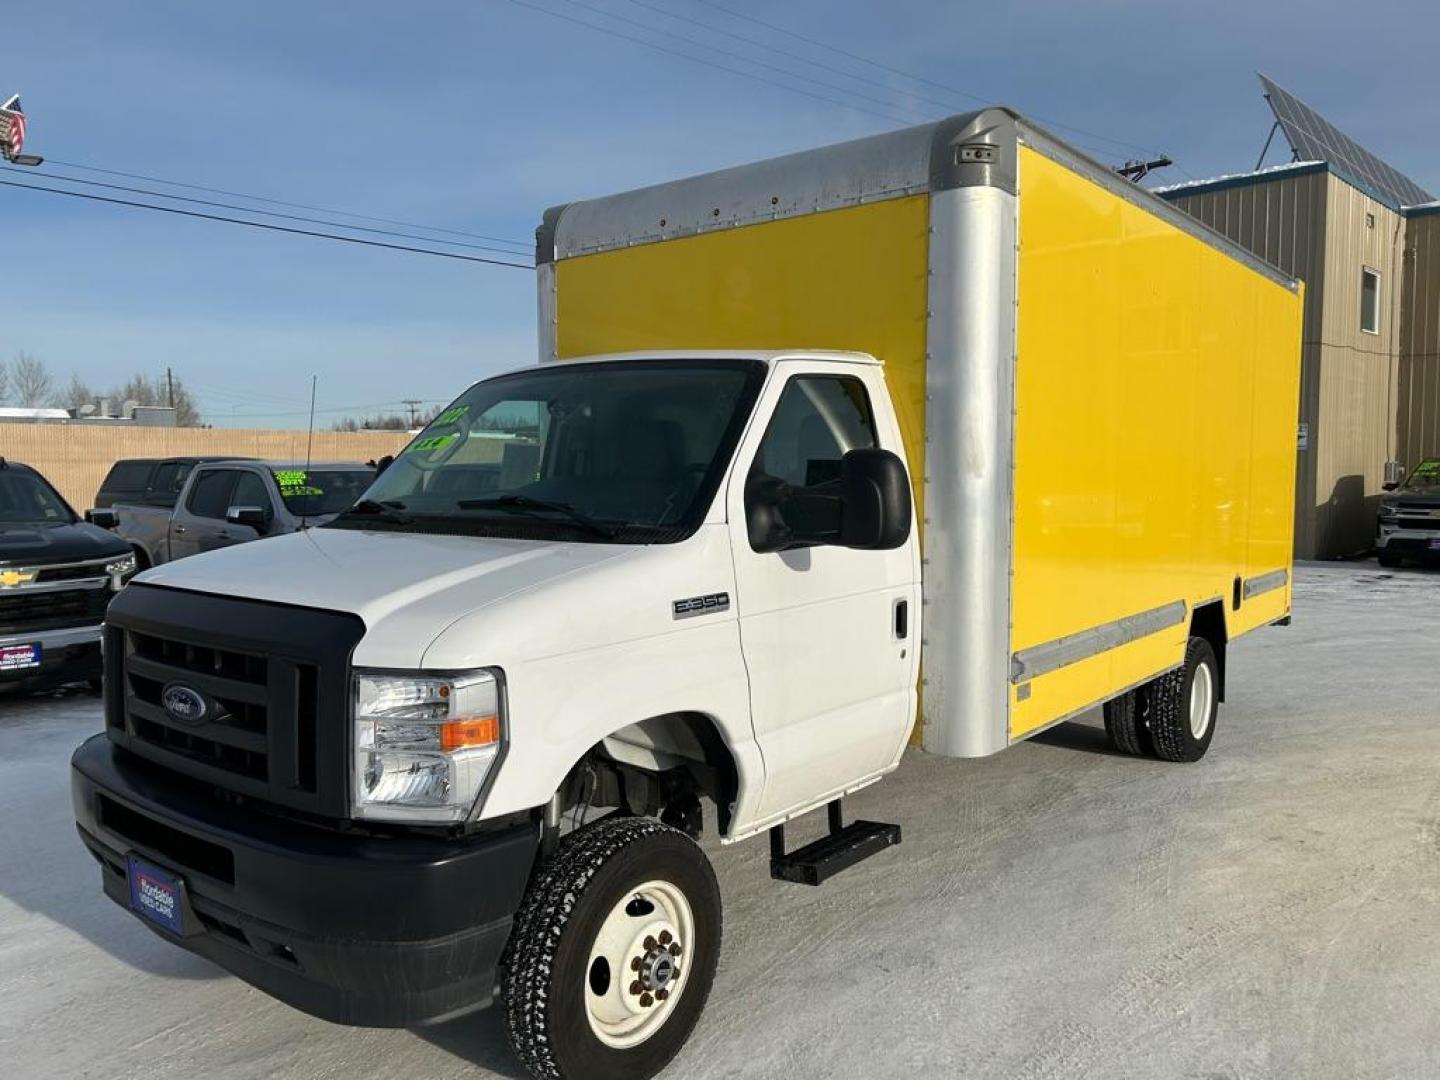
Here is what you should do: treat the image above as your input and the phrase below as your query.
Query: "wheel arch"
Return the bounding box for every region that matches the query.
[593,711,743,835]
[1189,600,1228,701]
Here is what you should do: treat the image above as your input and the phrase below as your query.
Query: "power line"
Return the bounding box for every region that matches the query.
[697,0,1167,160]
[0,178,535,268]
[3,166,537,258]
[619,0,974,117]
[43,158,533,252]
[553,0,927,123]
[498,0,915,126]
[215,398,450,419]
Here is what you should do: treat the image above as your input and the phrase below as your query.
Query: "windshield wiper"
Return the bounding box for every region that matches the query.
[340,498,414,525]
[457,495,619,540]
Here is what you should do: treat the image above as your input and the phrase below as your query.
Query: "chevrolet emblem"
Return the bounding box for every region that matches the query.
[0,569,36,588]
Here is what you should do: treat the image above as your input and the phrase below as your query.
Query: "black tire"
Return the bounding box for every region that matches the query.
[1378,551,1402,569]
[502,816,722,1080]
[1145,636,1219,763]
[1103,690,1150,756]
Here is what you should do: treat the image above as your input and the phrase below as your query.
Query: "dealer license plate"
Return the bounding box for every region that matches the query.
[127,855,186,935]
[0,644,41,672]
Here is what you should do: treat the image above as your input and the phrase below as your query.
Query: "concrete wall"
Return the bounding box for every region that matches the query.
[1398,208,1440,471]
[1,425,409,511]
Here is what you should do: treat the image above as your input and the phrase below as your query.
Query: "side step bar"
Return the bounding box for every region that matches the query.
[769,800,901,886]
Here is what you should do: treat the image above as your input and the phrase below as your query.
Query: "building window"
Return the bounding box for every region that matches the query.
[1360,268,1381,335]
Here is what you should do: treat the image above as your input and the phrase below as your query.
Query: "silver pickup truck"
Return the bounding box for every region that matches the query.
[92,459,373,569]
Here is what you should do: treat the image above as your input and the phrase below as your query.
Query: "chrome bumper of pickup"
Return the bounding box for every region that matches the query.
[0,624,104,649]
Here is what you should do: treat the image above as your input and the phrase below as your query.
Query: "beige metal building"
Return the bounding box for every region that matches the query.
[1158,86,1440,559]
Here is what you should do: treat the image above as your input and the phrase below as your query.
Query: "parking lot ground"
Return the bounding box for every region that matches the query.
[3,561,1439,1080]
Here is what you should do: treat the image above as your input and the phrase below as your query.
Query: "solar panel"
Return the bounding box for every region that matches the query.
[1259,74,1433,209]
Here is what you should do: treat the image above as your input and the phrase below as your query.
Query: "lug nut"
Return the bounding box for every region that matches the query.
[659,930,672,946]
[656,988,670,1001]
[630,957,642,971]
[640,993,654,1008]
[669,943,682,957]
[644,936,657,950]
[629,980,642,995]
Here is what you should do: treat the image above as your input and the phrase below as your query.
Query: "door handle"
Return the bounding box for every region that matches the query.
[894,599,909,640]
[173,524,186,534]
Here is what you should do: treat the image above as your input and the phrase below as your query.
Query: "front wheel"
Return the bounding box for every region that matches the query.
[502,816,722,1080]
[1377,550,1403,569]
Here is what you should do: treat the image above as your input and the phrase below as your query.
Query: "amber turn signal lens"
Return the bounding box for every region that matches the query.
[440,715,500,752]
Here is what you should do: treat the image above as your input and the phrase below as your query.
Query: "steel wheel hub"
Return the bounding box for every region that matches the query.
[584,879,694,1050]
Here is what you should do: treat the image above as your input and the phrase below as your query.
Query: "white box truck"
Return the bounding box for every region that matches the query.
[72,108,1303,1080]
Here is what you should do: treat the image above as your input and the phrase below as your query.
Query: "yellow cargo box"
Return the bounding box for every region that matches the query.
[538,108,1303,758]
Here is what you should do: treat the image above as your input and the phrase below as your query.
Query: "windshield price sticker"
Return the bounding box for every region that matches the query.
[434,405,470,426]
[1412,460,1440,481]
[410,433,460,455]
[274,469,325,498]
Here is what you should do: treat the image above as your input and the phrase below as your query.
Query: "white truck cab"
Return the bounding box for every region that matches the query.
[73,349,921,1080]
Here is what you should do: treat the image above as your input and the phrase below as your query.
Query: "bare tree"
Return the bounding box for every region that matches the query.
[11,353,54,408]
[53,373,95,414]
[109,371,201,426]
[0,359,8,404]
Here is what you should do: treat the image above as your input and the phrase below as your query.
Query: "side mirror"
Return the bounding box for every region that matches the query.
[88,508,118,529]
[1382,481,1399,492]
[226,505,271,530]
[745,448,912,554]
[840,448,911,550]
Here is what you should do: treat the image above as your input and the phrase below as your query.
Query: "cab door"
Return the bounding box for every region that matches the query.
[169,467,238,560]
[726,361,921,823]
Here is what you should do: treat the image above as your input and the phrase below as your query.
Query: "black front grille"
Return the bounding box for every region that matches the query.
[0,587,110,635]
[1395,517,1440,531]
[36,562,110,584]
[104,584,365,819]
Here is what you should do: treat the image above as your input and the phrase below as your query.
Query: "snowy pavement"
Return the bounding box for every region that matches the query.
[3,562,1439,1079]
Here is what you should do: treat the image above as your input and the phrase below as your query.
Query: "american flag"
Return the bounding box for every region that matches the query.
[0,95,24,158]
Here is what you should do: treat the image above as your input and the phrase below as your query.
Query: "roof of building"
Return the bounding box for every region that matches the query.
[1151,160,1325,198]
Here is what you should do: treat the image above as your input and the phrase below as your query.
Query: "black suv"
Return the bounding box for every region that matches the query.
[1,459,137,693]
[93,456,255,511]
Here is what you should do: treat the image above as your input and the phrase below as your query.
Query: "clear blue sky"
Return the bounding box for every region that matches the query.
[4,0,1436,427]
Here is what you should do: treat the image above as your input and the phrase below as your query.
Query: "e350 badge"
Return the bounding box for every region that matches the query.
[672,592,730,620]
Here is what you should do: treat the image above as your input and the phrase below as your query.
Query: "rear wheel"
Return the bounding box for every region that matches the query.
[1378,550,1403,569]
[1103,690,1149,756]
[502,816,721,1080]
[1145,636,1219,762]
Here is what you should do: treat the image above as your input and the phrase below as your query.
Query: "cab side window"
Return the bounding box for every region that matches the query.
[186,470,237,520]
[231,471,270,511]
[752,376,878,489]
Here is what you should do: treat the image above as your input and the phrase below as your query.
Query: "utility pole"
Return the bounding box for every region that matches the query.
[402,398,422,427]
[166,367,175,408]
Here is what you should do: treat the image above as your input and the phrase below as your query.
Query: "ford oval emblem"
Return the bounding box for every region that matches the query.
[161,684,208,725]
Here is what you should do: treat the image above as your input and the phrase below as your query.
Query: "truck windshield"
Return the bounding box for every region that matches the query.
[0,470,76,525]
[271,468,373,518]
[331,358,767,543]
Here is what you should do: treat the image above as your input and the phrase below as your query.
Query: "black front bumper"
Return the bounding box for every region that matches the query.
[71,735,538,1027]
[0,624,103,693]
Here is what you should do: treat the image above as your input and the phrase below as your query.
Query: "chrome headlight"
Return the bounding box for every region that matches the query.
[1378,503,1400,521]
[352,668,504,823]
[105,553,137,590]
